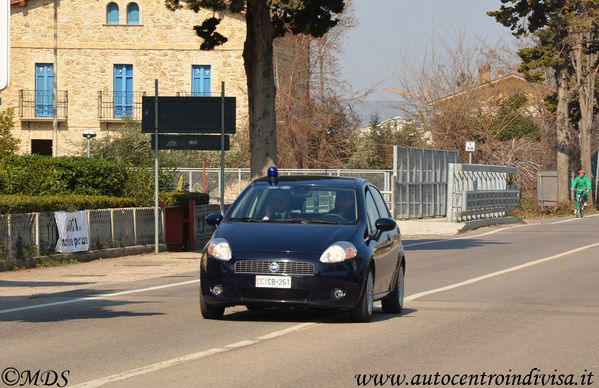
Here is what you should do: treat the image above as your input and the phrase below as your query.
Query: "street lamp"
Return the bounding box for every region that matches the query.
[82,130,96,158]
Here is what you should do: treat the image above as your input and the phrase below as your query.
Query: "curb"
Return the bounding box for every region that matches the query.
[461,216,524,232]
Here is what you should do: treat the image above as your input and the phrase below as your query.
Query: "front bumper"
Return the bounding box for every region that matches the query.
[200,252,367,309]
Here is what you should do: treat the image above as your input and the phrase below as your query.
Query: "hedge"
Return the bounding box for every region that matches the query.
[160,191,210,207]
[0,195,140,214]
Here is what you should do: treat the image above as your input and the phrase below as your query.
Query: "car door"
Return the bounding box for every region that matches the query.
[364,188,395,295]
[370,185,401,292]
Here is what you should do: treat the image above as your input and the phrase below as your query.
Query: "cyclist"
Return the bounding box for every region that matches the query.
[570,169,591,214]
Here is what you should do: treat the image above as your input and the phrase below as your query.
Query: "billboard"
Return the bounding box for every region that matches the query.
[141,96,236,133]
[0,0,9,90]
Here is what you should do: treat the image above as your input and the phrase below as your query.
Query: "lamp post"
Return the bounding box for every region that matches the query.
[82,130,96,158]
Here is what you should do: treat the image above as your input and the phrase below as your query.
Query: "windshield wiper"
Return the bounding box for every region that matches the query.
[229,217,261,222]
[305,220,338,225]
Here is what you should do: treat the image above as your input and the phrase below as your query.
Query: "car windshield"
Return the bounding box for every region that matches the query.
[227,184,358,225]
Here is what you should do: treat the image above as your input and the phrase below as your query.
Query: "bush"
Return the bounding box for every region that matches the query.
[0,155,176,205]
[0,155,129,196]
[160,192,210,207]
[0,195,139,214]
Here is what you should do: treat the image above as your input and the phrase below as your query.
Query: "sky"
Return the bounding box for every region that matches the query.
[338,0,517,108]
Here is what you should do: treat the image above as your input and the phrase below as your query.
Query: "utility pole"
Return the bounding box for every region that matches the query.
[52,0,58,156]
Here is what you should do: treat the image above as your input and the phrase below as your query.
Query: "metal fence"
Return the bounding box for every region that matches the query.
[447,163,518,222]
[0,208,163,265]
[537,171,576,207]
[171,168,393,209]
[392,146,459,219]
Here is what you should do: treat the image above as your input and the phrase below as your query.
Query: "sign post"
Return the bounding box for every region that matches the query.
[154,79,159,254]
[465,141,475,164]
[1,0,10,90]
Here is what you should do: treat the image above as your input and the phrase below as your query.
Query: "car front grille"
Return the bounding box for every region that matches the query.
[235,260,314,276]
[239,288,310,301]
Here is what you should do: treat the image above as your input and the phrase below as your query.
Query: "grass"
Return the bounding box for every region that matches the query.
[509,199,598,220]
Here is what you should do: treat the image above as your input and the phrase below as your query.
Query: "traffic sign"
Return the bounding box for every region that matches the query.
[465,141,476,152]
[151,134,230,150]
[142,96,236,133]
[1,0,9,90]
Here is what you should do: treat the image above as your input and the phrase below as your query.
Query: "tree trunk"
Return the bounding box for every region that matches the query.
[577,56,596,205]
[244,0,277,179]
[556,64,570,202]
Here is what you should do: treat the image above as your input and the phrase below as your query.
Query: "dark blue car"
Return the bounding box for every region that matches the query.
[201,170,406,322]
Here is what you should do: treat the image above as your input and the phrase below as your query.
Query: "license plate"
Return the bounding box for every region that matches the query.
[255,275,292,289]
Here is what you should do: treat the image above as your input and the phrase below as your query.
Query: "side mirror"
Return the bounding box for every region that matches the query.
[206,213,223,226]
[372,218,397,241]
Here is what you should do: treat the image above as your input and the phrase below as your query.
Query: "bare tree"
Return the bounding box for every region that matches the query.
[274,2,361,169]
[386,27,553,191]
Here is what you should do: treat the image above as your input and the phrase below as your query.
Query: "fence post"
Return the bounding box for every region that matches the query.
[35,213,40,254]
[447,163,456,222]
[110,209,115,247]
[7,214,12,259]
[133,208,138,245]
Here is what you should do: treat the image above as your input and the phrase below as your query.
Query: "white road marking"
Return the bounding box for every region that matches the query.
[550,213,599,224]
[403,224,525,248]
[405,240,599,301]
[71,347,228,388]
[0,279,200,315]
[72,323,317,388]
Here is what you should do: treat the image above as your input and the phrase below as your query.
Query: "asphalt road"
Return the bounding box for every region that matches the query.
[1,216,599,388]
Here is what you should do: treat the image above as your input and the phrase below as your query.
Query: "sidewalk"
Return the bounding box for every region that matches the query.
[397,218,465,237]
[0,252,202,301]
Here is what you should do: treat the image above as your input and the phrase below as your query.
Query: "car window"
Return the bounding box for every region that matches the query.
[227,184,358,224]
[370,185,391,218]
[364,191,380,234]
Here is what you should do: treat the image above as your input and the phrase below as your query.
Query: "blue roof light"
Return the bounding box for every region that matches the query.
[267,166,279,185]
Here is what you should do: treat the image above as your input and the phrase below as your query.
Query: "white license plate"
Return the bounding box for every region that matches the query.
[255,275,292,289]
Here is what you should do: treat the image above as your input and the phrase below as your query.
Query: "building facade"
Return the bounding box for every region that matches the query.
[2,0,249,156]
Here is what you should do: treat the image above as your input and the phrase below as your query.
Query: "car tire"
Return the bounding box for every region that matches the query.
[381,264,404,314]
[349,269,374,322]
[200,290,225,319]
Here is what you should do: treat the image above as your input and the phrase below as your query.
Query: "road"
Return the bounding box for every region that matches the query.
[1,216,598,387]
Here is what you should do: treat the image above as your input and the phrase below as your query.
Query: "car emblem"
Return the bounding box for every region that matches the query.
[269,262,280,273]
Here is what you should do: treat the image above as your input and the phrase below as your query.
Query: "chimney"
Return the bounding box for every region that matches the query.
[478,62,491,83]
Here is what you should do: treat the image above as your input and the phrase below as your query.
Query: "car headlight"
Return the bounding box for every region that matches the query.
[320,242,357,263]
[207,238,232,261]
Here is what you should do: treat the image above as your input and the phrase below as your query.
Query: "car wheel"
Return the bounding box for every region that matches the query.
[200,290,225,319]
[381,264,404,314]
[349,269,374,322]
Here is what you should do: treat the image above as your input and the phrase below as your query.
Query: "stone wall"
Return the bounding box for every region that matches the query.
[2,0,248,155]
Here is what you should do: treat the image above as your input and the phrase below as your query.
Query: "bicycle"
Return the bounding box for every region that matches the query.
[574,189,586,218]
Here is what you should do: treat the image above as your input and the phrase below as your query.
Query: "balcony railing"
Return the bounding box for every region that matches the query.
[19,90,68,120]
[98,91,146,120]
[176,91,220,97]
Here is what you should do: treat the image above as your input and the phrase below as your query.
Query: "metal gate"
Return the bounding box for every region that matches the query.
[392,146,458,219]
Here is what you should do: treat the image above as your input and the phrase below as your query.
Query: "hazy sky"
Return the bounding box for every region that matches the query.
[338,0,517,102]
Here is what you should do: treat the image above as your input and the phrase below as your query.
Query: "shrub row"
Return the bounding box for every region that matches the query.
[0,155,129,196]
[0,195,139,214]
[0,155,180,207]
[160,191,210,207]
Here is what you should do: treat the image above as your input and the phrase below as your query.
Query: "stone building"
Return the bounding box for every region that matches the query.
[2,0,248,156]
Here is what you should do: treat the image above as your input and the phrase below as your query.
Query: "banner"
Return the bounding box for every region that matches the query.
[55,211,90,253]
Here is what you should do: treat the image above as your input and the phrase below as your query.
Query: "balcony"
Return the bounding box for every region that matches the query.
[19,90,68,122]
[98,91,146,122]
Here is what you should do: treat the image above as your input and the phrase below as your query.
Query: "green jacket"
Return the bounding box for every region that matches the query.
[571,173,592,192]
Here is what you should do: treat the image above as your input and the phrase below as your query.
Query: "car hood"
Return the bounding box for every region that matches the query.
[214,222,359,254]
